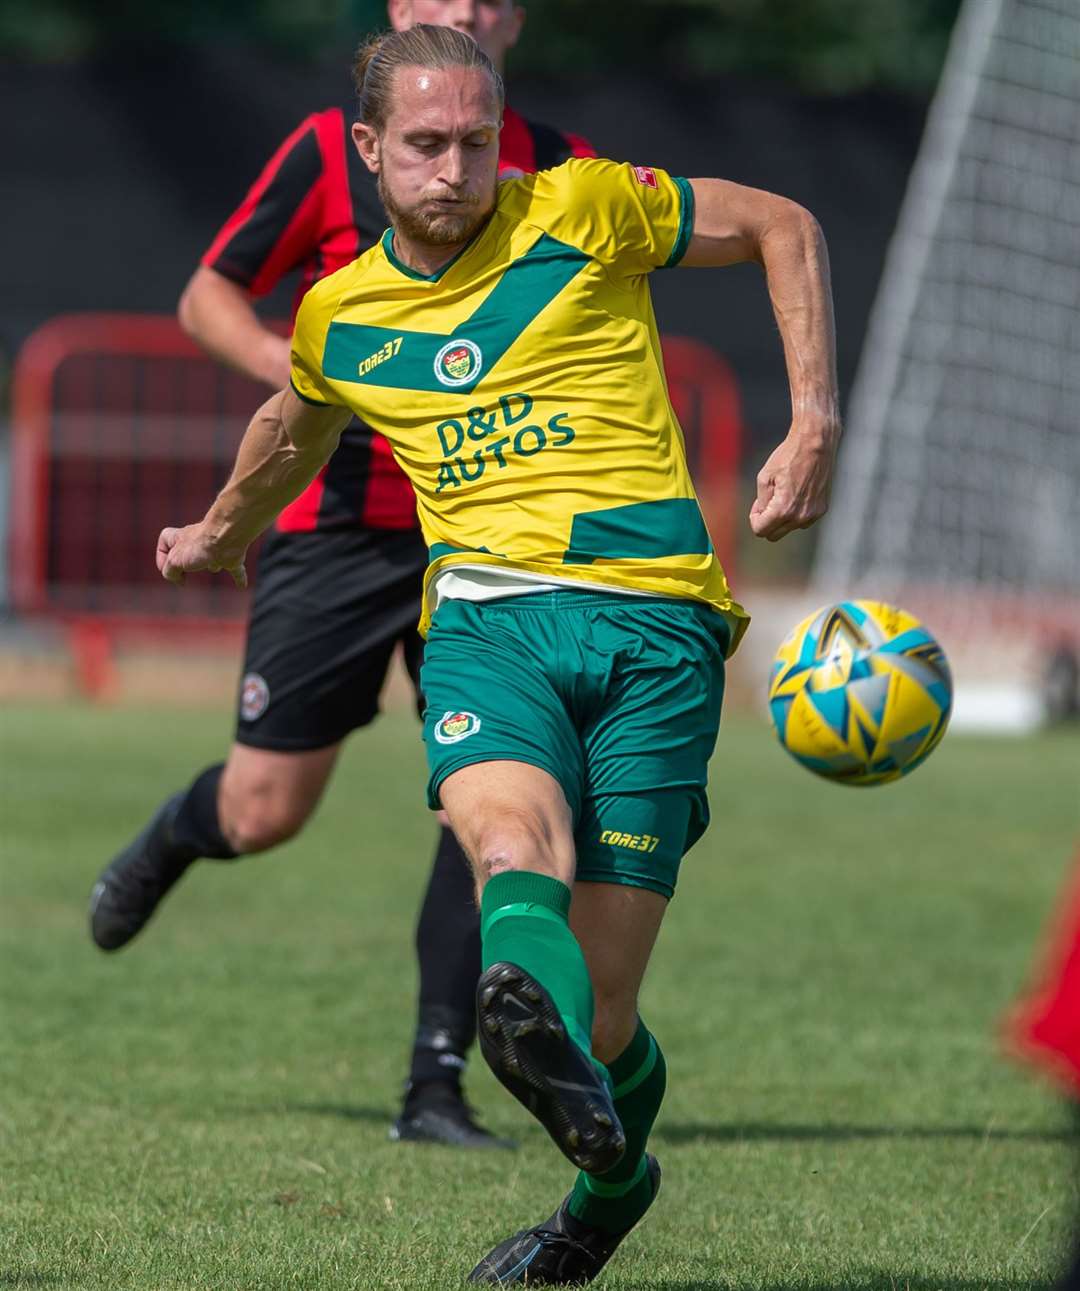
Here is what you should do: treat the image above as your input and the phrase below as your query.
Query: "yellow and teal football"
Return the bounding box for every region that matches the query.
[768,600,952,786]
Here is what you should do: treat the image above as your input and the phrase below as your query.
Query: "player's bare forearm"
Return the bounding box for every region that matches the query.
[684,178,840,540]
[206,387,349,545]
[759,205,839,445]
[178,266,292,390]
[156,388,350,586]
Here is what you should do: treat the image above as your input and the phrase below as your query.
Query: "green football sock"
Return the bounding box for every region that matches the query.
[568,1018,666,1234]
[479,871,595,1060]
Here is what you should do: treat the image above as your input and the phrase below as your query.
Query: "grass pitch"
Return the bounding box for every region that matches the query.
[2,701,1078,1290]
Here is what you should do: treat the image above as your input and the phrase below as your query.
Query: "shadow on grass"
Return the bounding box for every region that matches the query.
[283,1101,394,1124]
[653,1276,1055,1290]
[272,1106,1074,1152]
[654,1122,1076,1146]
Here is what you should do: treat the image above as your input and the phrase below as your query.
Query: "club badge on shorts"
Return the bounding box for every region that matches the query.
[434,338,483,388]
[434,710,482,744]
[240,672,270,722]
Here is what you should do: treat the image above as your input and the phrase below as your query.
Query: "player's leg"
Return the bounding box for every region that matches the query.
[440,757,626,1174]
[468,593,728,1285]
[393,631,514,1149]
[422,597,625,1172]
[89,740,341,950]
[566,884,667,1225]
[469,881,669,1286]
[217,742,342,852]
[89,529,404,950]
[89,748,344,953]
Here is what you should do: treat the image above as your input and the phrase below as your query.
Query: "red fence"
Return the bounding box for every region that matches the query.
[10,314,744,635]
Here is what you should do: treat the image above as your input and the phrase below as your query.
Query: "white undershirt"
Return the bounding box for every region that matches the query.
[430,564,657,611]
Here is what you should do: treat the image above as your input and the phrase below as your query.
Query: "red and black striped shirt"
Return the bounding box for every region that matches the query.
[202,105,595,532]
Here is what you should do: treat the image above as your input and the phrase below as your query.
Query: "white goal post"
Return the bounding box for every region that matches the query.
[812,0,1080,724]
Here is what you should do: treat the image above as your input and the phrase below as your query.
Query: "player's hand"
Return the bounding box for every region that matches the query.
[156,523,248,588]
[749,423,839,542]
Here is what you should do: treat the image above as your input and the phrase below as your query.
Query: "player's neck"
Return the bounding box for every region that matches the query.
[391,232,465,277]
[390,224,487,278]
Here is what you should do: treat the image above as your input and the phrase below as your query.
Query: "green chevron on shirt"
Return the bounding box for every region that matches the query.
[563,498,713,565]
[320,232,590,396]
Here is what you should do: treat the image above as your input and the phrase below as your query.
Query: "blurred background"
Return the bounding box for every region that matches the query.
[4,7,1080,1288]
[1,0,1077,727]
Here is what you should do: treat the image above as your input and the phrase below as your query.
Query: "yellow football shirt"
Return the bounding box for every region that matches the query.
[290,157,748,650]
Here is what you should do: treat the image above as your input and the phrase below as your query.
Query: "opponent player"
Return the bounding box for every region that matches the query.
[155,25,839,1283]
[88,0,594,1150]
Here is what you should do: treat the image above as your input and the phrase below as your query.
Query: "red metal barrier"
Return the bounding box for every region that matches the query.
[660,335,743,581]
[9,315,744,662]
[10,314,276,633]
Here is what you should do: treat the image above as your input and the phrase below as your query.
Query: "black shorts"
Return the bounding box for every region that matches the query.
[235,528,427,752]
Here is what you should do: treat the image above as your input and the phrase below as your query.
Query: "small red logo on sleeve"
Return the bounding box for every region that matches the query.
[633,165,658,189]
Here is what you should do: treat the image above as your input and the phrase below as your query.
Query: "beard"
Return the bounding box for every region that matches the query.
[378,172,494,247]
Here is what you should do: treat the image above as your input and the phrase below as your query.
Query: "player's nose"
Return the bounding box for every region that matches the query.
[441,145,467,186]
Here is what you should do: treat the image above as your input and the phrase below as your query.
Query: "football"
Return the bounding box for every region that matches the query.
[768,600,952,786]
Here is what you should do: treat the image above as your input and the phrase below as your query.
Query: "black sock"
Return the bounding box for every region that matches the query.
[168,764,238,861]
[404,826,480,1107]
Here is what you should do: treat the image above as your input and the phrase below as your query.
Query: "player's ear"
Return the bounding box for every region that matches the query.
[508,6,525,47]
[352,121,381,174]
[386,0,412,33]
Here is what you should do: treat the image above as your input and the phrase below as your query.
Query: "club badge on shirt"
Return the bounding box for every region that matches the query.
[434,710,482,744]
[434,339,483,388]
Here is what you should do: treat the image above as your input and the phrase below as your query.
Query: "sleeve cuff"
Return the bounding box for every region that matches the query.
[663,176,695,269]
[289,378,332,407]
[200,255,256,291]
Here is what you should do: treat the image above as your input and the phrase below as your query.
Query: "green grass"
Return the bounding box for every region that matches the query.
[2,702,1079,1290]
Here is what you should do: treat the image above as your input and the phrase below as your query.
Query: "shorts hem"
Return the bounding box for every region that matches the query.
[234,712,379,752]
[573,870,675,900]
[428,750,573,812]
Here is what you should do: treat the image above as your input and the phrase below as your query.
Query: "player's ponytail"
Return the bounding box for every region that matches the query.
[352,24,504,133]
[352,34,385,96]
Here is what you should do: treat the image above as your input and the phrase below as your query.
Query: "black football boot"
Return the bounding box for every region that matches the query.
[468,1155,661,1285]
[476,961,625,1175]
[89,794,196,950]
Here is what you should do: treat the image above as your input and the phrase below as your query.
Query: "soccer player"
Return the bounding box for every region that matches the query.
[155,24,839,1284]
[88,0,593,1150]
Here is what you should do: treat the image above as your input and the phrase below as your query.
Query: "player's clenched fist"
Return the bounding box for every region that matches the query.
[156,524,248,588]
[749,426,839,543]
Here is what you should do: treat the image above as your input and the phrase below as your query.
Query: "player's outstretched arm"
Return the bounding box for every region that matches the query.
[683,178,841,542]
[156,387,351,587]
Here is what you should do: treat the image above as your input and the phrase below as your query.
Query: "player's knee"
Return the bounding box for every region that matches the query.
[474,807,562,883]
[218,788,312,855]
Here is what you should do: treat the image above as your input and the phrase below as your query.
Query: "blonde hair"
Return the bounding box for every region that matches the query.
[352,24,505,132]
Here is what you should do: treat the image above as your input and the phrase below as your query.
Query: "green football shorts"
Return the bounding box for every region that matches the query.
[420,589,729,899]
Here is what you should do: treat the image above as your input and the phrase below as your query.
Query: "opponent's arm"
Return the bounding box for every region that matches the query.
[178,266,292,390]
[156,387,351,587]
[684,178,840,542]
[179,114,326,389]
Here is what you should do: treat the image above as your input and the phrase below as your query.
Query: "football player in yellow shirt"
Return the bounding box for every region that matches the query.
[157,24,840,1285]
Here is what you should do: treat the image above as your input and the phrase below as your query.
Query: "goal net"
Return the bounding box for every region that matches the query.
[813,0,1080,723]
